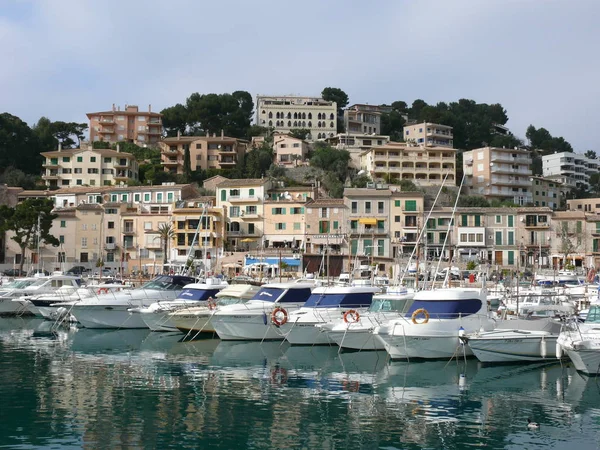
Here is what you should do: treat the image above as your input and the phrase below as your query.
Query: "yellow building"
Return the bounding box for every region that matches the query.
[88,104,162,147]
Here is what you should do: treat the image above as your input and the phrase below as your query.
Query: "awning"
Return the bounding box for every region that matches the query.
[240,238,257,243]
[359,218,377,225]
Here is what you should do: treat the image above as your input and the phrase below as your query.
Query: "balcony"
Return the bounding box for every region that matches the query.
[114,161,130,169]
[98,128,115,134]
[490,153,531,164]
[42,173,59,180]
[491,176,531,187]
[491,166,530,175]
[163,159,182,166]
[228,195,259,203]
[114,172,129,180]
[123,227,135,235]
[219,159,237,166]
[99,118,114,124]
[105,243,116,250]
[241,213,262,220]
[43,161,60,168]
[524,221,550,229]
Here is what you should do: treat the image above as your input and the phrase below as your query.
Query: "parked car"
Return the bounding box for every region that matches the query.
[66,266,90,275]
[27,269,50,277]
[2,268,26,277]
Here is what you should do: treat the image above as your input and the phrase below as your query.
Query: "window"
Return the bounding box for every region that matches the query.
[80,252,88,263]
[272,207,286,215]
[495,215,501,224]
[62,156,70,163]
[230,206,240,217]
[508,251,515,265]
[121,194,128,202]
[76,179,82,185]
[461,215,468,227]
[394,200,400,207]
[365,202,371,214]
[81,224,87,231]
[364,239,373,256]
[474,215,481,227]
[246,206,257,215]
[90,157,96,163]
[394,216,400,223]
[508,215,514,227]
[220,190,226,201]
[134,193,141,202]
[291,207,304,214]
[59,235,64,244]
[405,200,417,212]
[157,193,163,202]
[351,220,357,230]
[144,222,152,230]
[319,221,330,233]
[508,231,514,246]
[77,156,83,162]
[108,221,115,229]
[249,188,254,196]
[104,157,111,163]
[293,222,301,230]
[81,237,87,248]
[351,202,358,214]
[378,239,384,257]
[378,201,384,214]
[275,223,286,230]
[144,193,151,202]
[351,239,358,255]
[248,223,255,234]
[196,143,202,149]
[60,220,66,228]
[495,231,502,246]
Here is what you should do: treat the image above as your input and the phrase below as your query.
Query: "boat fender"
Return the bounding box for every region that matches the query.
[271,307,288,327]
[411,308,429,325]
[555,342,563,359]
[458,326,465,345]
[540,336,547,359]
[207,297,217,310]
[97,287,109,295]
[343,309,360,324]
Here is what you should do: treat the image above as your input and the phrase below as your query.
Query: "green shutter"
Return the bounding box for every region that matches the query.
[364,239,372,256]
[594,239,599,253]
[495,231,502,246]
[508,231,514,246]
[377,220,385,229]
[394,200,400,207]
[272,208,276,214]
[249,188,254,196]
[351,240,358,255]
[577,221,582,233]
[301,207,305,213]
[508,215,514,227]
[378,239,384,256]
[474,215,481,226]
[333,221,338,229]
[596,223,600,233]
[438,218,444,225]
[508,251,514,265]
[405,200,416,212]
[282,208,286,215]
[461,215,467,226]
[427,219,436,229]
[220,190,226,201]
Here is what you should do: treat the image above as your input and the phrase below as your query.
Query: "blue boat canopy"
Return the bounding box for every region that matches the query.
[177,288,222,301]
[303,293,374,308]
[405,299,482,318]
[250,287,312,303]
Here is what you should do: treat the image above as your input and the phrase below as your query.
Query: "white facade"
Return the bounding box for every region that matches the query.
[256,96,337,140]
[542,152,598,189]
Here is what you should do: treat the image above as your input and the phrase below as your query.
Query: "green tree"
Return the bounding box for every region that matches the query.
[161,103,188,137]
[244,144,273,178]
[0,168,37,189]
[380,110,406,141]
[585,150,597,159]
[0,198,59,274]
[185,91,254,138]
[457,196,491,207]
[183,145,192,181]
[92,141,111,149]
[288,128,310,140]
[157,223,175,265]
[321,87,349,110]
[526,125,573,155]
[32,117,58,152]
[0,113,44,175]
[50,121,88,148]
[309,142,351,182]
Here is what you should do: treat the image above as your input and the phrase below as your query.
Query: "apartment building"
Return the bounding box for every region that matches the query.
[531,176,564,209]
[256,95,337,140]
[361,142,457,186]
[550,210,589,269]
[327,133,390,168]
[215,178,272,251]
[4,183,198,274]
[160,132,249,174]
[343,104,391,135]
[344,188,392,272]
[403,122,453,148]
[170,197,225,273]
[41,145,139,188]
[262,197,307,251]
[567,198,600,214]
[464,146,532,206]
[542,152,598,189]
[424,208,454,261]
[272,134,310,166]
[87,105,162,147]
[389,192,425,259]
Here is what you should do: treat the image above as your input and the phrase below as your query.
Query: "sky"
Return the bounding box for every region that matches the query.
[1,0,599,152]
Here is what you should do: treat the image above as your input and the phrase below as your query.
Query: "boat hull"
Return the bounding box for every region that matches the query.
[328,329,384,350]
[71,305,149,329]
[468,334,558,363]
[376,332,473,359]
[212,313,286,341]
[0,298,30,315]
[171,313,215,334]
[283,321,334,345]
[564,348,600,375]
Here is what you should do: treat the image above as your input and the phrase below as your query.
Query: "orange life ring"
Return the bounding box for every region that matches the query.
[271,307,288,326]
[411,308,430,325]
[97,287,109,295]
[343,309,360,324]
[207,297,217,310]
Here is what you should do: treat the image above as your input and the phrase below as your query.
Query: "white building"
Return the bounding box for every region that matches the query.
[403,122,454,148]
[256,95,337,140]
[542,152,598,189]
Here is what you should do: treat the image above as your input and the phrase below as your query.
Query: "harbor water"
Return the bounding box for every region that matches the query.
[1,318,599,449]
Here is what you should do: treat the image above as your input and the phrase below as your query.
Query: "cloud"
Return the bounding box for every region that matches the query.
[1,0,599,150]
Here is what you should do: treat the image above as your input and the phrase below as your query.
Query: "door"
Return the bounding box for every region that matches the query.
[494,251,503,265]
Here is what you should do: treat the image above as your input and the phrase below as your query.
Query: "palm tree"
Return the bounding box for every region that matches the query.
[157,223,175,265]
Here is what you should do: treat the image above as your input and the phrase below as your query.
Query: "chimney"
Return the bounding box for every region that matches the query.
[213,133,216,138]
[221,129,224,139]
[206,130,210,137]
[149,104,152,112]
[118,105,120,111]
[112,103,115,112]
[117,144,120,153]
[58,142,62,152]
[177,130,181,139]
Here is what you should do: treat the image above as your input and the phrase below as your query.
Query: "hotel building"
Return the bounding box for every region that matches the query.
[87,105,162,147]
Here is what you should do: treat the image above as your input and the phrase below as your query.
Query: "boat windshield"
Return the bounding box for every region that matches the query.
[217,296,246,306]
[369,298,412,313]
[586,306,600,323]
[3,280,35,289]
[141,276,196,290]
[178,287,222,300]
[303,293,374,308]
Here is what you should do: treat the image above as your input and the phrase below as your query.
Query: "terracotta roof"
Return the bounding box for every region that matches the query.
[41,148,135,158]
[305,198,347,207]
[216,178,268,188]
[87,110,162,117]
[51,184,192,195]
[76,203,104,211]
[161,135,244,143]
[343,188,392,198]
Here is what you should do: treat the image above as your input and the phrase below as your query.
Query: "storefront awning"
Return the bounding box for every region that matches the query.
[358,218,377,225]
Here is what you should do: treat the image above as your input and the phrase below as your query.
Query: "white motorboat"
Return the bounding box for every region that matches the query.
[0,278,41,314]
[278,285,380,346]
[211,282,314,340]
[67,275,197,329]
[30,283,129,320]
[15,275,84,316]
[558,304,600,375]
[463,306,572,363]
[373,288,495,360]
[325,287,415,351]
[135,279,229,331]
[170,284,260,335]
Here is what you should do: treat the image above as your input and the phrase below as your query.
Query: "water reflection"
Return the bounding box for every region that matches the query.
[0,318,599,449]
